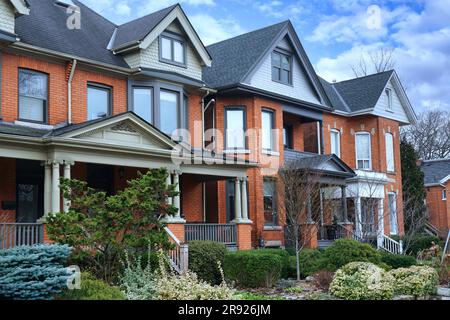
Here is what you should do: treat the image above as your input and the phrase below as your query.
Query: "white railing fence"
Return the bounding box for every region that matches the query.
[164,226,188,274]
[185,223,237,246]
[0,223,44,249]
[379,234,403,255]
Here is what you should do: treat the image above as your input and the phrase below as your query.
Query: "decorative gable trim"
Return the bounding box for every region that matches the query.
[9,0,30,15]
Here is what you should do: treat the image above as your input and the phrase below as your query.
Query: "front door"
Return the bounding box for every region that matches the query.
[16,160,44,223]
[87,164,115,195]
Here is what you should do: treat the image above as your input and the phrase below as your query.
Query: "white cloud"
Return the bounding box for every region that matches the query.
[139,0,215,14]
[115,1,131,16]
[189,14,246,45]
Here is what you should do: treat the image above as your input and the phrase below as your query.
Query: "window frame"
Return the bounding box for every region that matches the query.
[385,132,395,173]
[87,82,112,121]
[18,68,49,124]
[261,108,275,152]
[283,124,293,149]
[443,189,447,201]
[224,106,247,150]
[385,88,393,112]
[159,88,181,136]
[388,192,398,235]
[159,32,187,68]
[263,178,278,226]
[355,132,372,171]
[131,86,154,124]
[271,49,292,85]
[330,129,341,158]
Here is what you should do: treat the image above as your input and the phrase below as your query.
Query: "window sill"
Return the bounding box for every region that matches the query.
[15,120,54,130]
[262,150,280,156]
[223,149,251,155]
[263,226,282,231]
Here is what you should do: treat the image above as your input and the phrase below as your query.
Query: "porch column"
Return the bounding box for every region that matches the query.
[234,178,242,221]
[173,171,181,218]
[306,193,313,223]
[166,173,173,205]
[355,197,362,237]
[241,178,249,221]
[51,161,61,213]
[43,161,52,216]
[63,161,74,213]
[341,186,348,222]
[377,199,385,248]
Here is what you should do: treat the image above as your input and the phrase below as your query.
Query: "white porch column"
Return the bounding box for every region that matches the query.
[43,161,52,216]
[377,199,385,248]
[63,161,74,213]
[234,178,242,221]
[173,171,181,218]
[166,173,173,205]
[51,161,61,213]
[241,178,249,221]
[355,197,362,237]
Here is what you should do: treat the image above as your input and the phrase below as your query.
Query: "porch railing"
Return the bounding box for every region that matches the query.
[0,223,44,250]
[164,226,188,274]
[380,234,403,255]
[185,224,237,246]
[318,225,345,241]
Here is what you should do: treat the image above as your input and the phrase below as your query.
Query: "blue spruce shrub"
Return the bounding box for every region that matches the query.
[0,244,72,300]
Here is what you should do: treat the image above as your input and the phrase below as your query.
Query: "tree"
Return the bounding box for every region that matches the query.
[402,110,450,160]
[46,168,177,283]
[351,47,396,78]
[401,139,427,235]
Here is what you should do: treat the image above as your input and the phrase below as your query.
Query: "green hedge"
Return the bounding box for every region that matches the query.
[401,235,441,256]
[58,273,125,300]
[224,251,283,288]
[380,252,417,269]
[0,244,72,300]
[188,241,227,285]
[288,249,325,278]
[256,249,290,278]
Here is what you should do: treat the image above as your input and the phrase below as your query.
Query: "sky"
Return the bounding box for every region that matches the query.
[79,0,450,114]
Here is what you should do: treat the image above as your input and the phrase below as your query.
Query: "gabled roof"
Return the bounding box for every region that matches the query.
[112,5,177,49]
[421,159,450,186]
[15,0,128,67]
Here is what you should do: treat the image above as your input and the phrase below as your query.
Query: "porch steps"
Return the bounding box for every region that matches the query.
[318,240,334,249]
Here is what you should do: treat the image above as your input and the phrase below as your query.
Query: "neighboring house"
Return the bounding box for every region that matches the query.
[421,159,450,238]
[0,1,417,257]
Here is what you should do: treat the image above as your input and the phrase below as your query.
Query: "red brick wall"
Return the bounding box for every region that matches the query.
[426,185,449,236]
[181,174,203,222]
[0,158,16,223]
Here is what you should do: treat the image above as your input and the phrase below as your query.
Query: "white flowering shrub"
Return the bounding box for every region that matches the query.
[330,262,394,300]
[390,266,438,297]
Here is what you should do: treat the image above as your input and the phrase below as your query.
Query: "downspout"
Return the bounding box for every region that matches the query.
[67,59,77,125]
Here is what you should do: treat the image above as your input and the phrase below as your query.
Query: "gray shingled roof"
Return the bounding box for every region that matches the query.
[319,71,394,112]
[0,122,50,137]
[15,0,128,67]
[203,21,289,88]
[112,4,177,49]
[421,159,450,185]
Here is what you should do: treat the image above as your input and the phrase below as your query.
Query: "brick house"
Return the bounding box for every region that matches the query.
[0,1,417,257]
[420,159,450,238]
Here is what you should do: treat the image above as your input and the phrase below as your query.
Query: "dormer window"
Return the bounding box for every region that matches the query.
[160,34,186,67]
[272,50,292,85]
[385,88,393,111]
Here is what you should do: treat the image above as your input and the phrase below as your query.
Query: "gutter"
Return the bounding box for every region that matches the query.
[67,59,77,125]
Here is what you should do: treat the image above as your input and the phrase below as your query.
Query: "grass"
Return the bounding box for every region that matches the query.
[234,291,286,300]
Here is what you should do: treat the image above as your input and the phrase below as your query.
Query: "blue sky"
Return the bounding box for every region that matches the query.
[80,0,450,113]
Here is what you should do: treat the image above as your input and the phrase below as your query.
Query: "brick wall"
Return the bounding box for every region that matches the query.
[0,157,16,223]
[426,184,449,236]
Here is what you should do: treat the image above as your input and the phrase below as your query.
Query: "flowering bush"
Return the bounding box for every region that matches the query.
[330,262,394,300]
[390,266,438,297]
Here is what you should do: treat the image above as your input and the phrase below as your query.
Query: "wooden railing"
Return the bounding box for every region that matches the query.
[0,223,44,249]
[380,234,403,254]
[185,224,237,246]
[164,226,188,274]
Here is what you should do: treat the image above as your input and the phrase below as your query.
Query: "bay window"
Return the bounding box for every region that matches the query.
[87,84,111,120]
[132,87,153,123]
[225,107,246,150]
[160,90,179,135]
[356,132,371,170]
[385,133,395,172]
[330,129,341,157]
[262,109,275,151]
[18,69,48,123]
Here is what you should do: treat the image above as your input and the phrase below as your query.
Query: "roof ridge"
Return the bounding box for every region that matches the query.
[334,70,394,85]
[75,0,118,27]
[116,3,178,28]
[207,20,289,48]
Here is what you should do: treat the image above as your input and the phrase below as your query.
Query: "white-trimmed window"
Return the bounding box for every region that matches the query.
[262,109,275,151]
[388,193,398,235]
[330,129,341,157]
[356,132,372,170]
[18,69,48,123]
[385,133,395,172]
[443,189,447,200]
[160,34,186,66]
[225,107,246,150]
[385,88,393,111]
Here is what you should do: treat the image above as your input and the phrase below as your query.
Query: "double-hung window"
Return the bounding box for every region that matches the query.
[132,87,153,123]
[385,88,393,111]
[272,51,291,85]
[385,133,395,172]
[160,34,186,66]
[283,125,293,149]
[264,179,278,226]
[262,109,275,151]
[330,129,341,157]
[87,84,111,120]
[443,189,447,201]
[225,108,246,150]
[18,69,48,123]
[356,132,372,170]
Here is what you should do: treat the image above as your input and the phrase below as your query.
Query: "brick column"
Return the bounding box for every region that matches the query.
[301,223,318,249]
[165,223,185,243]
[236,222,252,250]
